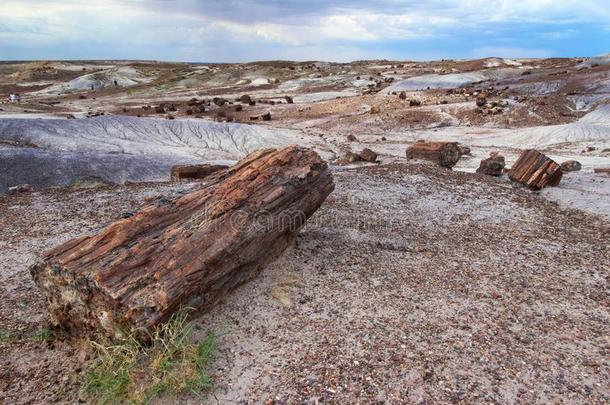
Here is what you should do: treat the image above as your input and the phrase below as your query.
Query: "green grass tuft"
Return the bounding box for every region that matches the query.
[31,327,53,343]
[0,329,13,342]
[81,309,218,404]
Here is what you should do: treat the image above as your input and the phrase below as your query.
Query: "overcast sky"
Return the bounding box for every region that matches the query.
[1,0,608,62]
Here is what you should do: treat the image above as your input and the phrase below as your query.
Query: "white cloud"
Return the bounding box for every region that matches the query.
[0,0,607,61]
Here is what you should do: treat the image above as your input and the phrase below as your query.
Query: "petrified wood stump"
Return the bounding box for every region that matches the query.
[31,146,334,340]
[508,149,562,190]
[406,141,462,168]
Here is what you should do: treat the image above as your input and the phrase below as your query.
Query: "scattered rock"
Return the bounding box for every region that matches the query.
[409,99,421,107]
[359,148,378,163]
[7,184,32,195]
[284,96,293,104]
[262,112,272,121]
[346,134,357,142]
[560,160,582,172]
[399,91,407,100]
[593,168,610,175]
[70,176,113,189]
[213,97,227,106]
[343,151,362,163]
[476,152,505,176]
[155,106,165,114]
[458,145,471,155]
[239,95,252,104]
[476,95,487,107]
[370,106,381,114]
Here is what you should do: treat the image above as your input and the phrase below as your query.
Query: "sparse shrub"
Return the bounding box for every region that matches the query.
[81,309,218,404]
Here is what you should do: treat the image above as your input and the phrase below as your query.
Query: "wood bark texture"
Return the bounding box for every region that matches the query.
[508,149,562,190]
[31,146,334,340]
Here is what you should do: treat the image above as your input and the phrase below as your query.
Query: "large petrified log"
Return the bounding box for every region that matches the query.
[406,141,462,168]
[31,146,334,340]
[508,149,562,190]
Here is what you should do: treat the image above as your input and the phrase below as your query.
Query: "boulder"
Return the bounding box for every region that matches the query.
[346,134,357,142]
[284,96,294,104]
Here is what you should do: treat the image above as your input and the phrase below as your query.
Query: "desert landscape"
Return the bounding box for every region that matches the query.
[0,55,609,404]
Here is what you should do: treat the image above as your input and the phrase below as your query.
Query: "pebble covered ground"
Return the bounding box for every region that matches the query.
[0,163,608,404]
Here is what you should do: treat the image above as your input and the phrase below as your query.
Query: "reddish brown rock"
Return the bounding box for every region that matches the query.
[346,134,357,142]
[30,146,334,341]
[359,148,378,163]
[476,152,505,176]
[170,164,229,181]
[560,160,581,172]
[406,141,462,168]
[508,149,562,190]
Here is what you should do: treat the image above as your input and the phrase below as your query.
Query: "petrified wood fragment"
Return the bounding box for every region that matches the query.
[406,141,462,168]
[476,152,505,177]
[508,149,562,190]
[170,164,229,181]
[31,146,334,340]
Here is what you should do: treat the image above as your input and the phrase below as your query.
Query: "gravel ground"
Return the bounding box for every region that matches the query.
[0,163,608,404]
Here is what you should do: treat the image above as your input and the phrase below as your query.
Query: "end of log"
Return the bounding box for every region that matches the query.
[31,145,334,341]
[508,149,562,190]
